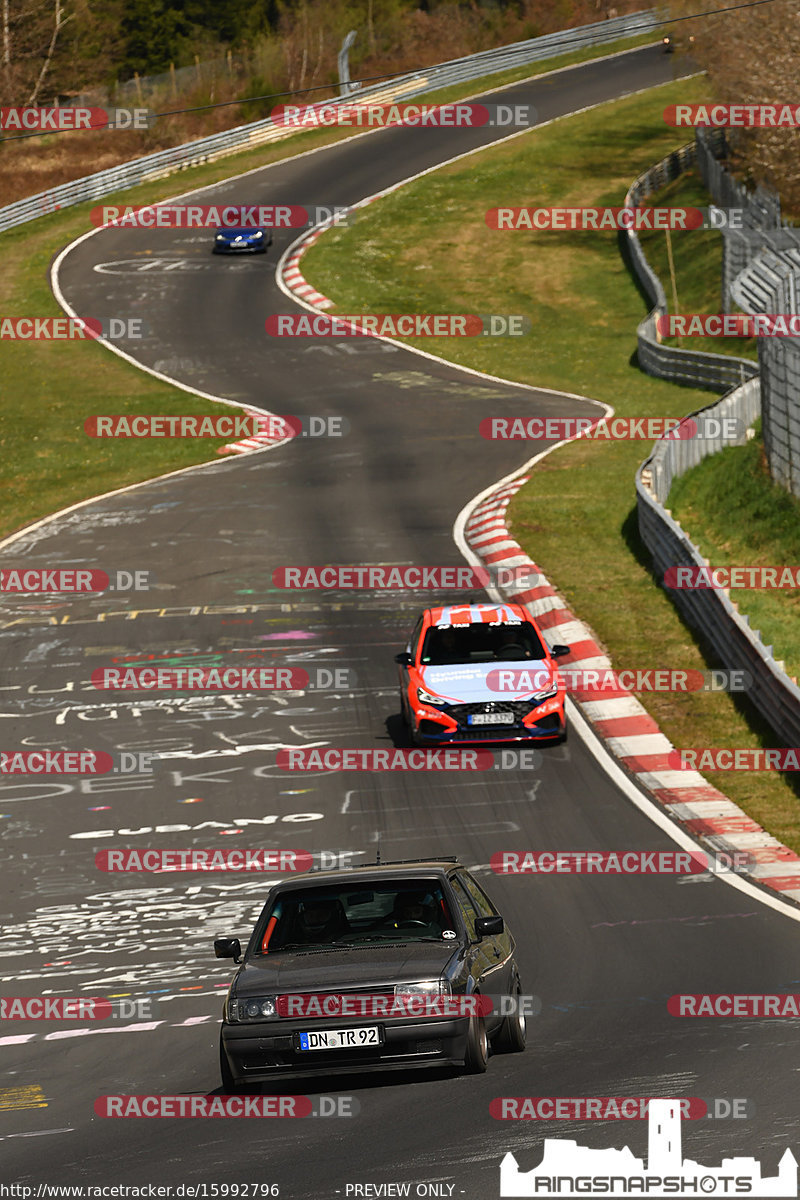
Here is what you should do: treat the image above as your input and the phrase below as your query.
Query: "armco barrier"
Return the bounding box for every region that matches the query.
[636,381,800,747]
[624,140,758,392]
[0,10,658,235]
[629,138,800,743]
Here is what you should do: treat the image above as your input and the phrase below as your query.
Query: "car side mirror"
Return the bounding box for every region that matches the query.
[475,915,504,940]
[214,937,242,963]
[551,644,571,658]
[394,651,412,665]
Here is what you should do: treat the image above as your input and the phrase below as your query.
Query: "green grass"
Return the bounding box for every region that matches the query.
[0,31,662,542]
[300,74,800,852]
[638,168,758,361]
[669,422,800,681]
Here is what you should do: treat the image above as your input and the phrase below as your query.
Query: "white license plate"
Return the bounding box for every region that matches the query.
[468,712,515,725]
[297,1026,381,1051]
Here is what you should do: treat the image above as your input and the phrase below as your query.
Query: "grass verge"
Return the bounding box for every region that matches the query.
[300,74,800,851]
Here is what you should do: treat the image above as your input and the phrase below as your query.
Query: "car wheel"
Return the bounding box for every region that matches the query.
[219,1036,244,1092]
[491,986,527,1054]
[463,1009,489,1074]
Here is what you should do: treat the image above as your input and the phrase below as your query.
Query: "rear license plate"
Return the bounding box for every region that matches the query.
[296,1026,381,1051]
[468,712,515,725]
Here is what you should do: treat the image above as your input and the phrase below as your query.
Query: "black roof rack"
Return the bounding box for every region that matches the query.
[373,856,460,866]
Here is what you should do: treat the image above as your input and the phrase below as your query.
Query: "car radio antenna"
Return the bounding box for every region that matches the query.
[375,835,381,865]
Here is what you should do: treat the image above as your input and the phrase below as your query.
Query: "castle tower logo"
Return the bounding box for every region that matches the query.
[500,1099,797,1197]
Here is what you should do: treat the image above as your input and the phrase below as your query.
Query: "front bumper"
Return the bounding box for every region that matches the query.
[221,1016,469,1082]
[213,242,268,254]
[411,705,565,745]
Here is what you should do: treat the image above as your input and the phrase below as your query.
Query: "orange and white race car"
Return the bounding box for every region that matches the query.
[395,602,570,745]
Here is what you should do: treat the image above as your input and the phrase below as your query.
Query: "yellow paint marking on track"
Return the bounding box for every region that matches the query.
[0,1085,48,1110]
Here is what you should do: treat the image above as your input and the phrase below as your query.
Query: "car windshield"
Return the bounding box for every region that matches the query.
[421,621,546,665]
[255,880,458,954]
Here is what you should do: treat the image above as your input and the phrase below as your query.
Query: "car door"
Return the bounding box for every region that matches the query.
[449,875,502,1033]
[456,871,515,1001]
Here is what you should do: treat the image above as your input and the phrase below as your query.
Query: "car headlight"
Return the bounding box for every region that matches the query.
[395,980,450,997]
[417,687,447,706]
[229,995,278,1022]
[252,231,263,238]
[532,684,558,703]
[215,234,226,241]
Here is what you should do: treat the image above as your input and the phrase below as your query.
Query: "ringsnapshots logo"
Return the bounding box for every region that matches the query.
[266,314,529,338]
[0,106,149,132]
[271,101,536,129]
[0,568,149,593]
[486,207,704,231]
[498,1098,796,1198]
[92,204,350,229]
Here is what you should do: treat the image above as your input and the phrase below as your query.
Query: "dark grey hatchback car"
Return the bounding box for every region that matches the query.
[214,858,526,1088]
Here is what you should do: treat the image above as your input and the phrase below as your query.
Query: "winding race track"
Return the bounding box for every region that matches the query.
[3,43,800,1197]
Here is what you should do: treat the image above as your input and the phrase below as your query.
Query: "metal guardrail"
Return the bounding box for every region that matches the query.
[624,139,758,392]
[0,9,659,235]
[630,138,800,743]
[636,379,800,746]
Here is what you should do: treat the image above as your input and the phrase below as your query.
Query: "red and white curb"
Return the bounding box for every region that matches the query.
[464,474,800,905]
[217,409,296,456]
[281,227,335,310]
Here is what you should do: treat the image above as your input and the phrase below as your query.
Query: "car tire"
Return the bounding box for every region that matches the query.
[463,1009,489,1074]
[491,986,527,1054]
[219,1036,244,1093]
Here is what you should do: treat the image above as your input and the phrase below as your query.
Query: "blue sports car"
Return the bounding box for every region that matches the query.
[213,227,273,254]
